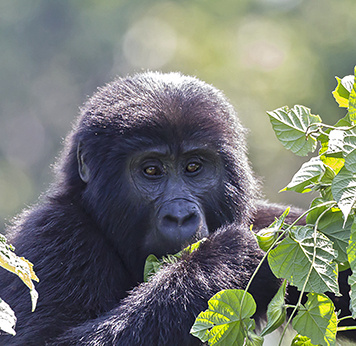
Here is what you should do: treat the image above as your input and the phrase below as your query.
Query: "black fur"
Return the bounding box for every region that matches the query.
[0,72,346,345]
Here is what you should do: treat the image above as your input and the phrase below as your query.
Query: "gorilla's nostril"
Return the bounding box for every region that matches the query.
[162,212,197,227]
[161,214,179,228]
[157,200,206,243]
[182,213,198,226]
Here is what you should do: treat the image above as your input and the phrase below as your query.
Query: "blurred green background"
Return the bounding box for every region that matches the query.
[0,0,355,232]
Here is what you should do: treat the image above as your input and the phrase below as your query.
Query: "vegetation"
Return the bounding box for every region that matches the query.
[190,67,356,345]
[0,235,38,335]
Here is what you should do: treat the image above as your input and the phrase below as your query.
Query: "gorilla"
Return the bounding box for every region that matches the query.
[0,72,344,345]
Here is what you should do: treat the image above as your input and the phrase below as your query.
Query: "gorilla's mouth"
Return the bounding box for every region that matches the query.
[154,198,208,254]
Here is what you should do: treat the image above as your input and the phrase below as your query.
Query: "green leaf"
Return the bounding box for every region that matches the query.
[268,226,339,295]
[0,235,39,311]
[327,129,344,154]
[306,198,331,224]
[319,132,345,174]
[320,156,345,176]
[178,238,206,256]
[190,289,257,345]
[291,334,318,346]
[333,113,352,127]
[343,128,356,173]
[267,105,321,156]
[292,293,337,346]
[245,328,263,346]
[347,220,356,318]
[144,239,206,282]
[260,280,287,337]
[315,210,353,264]
[349,66,356,122]
[244,320,263,346]
[143,254,162,282]
[255,228,278,253]
[319,165,336,185]
[255,208,290,252]
[280,157,325,193]
[332,75,354,108]
[0,298,16,336]
[331,166,356,221]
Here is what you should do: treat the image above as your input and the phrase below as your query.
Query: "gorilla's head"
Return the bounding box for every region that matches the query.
[53,72,258,275]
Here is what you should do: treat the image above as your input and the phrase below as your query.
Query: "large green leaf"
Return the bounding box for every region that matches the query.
[280,157,325,193]
[306,197,332,225]
[267,105,321,156]
[315,210,353,264]
[331,166,356,221]
[268,226,339,295]
[292,293,337,346]
[190,289,257,345]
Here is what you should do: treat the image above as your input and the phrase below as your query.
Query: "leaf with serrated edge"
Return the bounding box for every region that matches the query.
[292,293,337,346]
[267,105,321,156]
[331,167,356,221]
[268,226,339,295]
[280,157,325,193]
[190,289,257,346]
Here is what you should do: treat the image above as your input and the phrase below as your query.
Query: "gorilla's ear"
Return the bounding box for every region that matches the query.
[77,141,90,183]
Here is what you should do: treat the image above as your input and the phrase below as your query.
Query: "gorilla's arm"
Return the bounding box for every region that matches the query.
[49,224,280,346]
[254,200,306,230]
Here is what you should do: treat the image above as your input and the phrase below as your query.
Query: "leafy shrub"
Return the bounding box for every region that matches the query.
[190,66,356,346]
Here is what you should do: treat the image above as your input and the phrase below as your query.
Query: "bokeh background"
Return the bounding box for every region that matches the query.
[0,0,355,232]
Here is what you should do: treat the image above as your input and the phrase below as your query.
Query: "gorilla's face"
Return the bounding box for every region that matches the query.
[77,135,225,277]
[129,141,223,257]
[73,72,256,279]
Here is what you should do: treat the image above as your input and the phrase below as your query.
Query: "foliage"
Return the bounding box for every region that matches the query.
[190,290,262,346]
[143,238,206,282]
[190,67,356,345]
[0,234,38,335]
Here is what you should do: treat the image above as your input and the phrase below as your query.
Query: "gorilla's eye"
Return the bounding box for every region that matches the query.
[143,166,162,177]
[186,162,201,174]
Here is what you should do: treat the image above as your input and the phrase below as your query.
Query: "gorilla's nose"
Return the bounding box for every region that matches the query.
[157,200,206,244]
